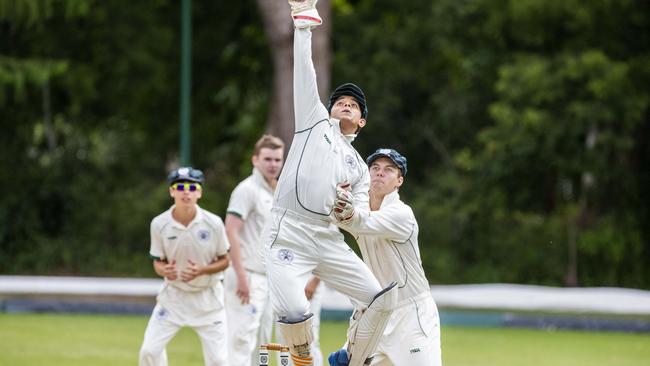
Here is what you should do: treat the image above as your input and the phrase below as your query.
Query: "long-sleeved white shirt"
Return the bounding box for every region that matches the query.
[340,191,430,301]
[274,28,369,221]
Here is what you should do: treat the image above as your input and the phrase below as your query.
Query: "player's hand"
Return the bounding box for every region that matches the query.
[236,273,250,304]
[304,277,320,300]
[288,0,322,29]
[288,0,317,13]
[163,260,177,280]
[333,182,354,223]
[180,259,201,282]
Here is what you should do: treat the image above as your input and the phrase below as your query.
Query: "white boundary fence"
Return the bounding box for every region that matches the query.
[2,275,650,315]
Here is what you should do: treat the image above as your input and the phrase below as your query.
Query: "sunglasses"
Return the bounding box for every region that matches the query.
[171,182,202,192]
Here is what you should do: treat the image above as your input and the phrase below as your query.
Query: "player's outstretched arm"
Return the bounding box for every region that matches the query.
[291,0,329,131]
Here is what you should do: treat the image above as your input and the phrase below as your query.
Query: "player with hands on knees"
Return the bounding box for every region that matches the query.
[263,2,398,366]
[330,149,443,366]
[139,167,231,366]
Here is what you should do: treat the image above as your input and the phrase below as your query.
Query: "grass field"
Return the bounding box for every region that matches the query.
[0,313,648,366]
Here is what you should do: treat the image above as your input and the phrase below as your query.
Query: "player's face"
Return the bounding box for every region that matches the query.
[252,147,284,183]
[169,181,202,207]
[330,96,366,135]
[369,158,403,196]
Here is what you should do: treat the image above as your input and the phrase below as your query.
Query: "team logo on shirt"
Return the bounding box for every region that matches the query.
[277,248,294,264]
[156,307,168,320]
[410,346,421,354]
[345,154,356,170]
[198,230,210,241]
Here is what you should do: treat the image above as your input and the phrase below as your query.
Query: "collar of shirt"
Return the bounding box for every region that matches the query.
[380,190,401,210]
[330,117,357,143]
[252,167,275,193]
[167,204,204,230]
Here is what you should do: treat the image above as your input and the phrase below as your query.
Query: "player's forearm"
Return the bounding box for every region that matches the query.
[343,209,411,240]
[199,254,229,275]
[152,259,168,277]
[226,235,246,276]
[293,28,323,129]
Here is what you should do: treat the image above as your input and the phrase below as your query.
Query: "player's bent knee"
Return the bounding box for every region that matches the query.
[138,347,159,364]
[346,282,398,366]
[369,281,398,312]
[277,313,315,361]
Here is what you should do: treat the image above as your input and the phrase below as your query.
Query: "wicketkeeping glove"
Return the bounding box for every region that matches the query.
[328,348,350,366]
[288,0,322,29]
[333,183,355,224]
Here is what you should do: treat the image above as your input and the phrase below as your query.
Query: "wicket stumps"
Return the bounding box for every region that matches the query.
[259,343,290,366]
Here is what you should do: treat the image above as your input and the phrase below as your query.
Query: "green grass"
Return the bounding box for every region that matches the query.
[0,313,648,366]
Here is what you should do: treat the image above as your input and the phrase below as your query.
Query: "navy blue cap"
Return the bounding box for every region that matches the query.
[327,83,368,119]
[167,167,205,185]
[366,148,408,176]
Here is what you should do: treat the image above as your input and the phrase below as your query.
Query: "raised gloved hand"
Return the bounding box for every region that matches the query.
[333,182,354,224]
[288,0,322,29]
[328,348,349,366]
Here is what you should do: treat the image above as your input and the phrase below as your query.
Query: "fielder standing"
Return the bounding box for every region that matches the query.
[329,149,442,366]
[263,2,398,366]
[224,135,284,366]
[139,167,230,366]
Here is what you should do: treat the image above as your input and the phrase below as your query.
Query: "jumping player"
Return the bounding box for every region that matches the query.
[139,167,230,366]
[329,149,442,366]
[263,2,398,366]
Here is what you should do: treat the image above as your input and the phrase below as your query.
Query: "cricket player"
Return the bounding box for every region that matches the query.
[224,135,284,366]
[139,167,230,366]
[263,2,398,366]
[329,149,442,366]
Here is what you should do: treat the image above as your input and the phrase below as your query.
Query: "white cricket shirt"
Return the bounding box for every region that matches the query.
[150,205,230,292]
[341,191,431,301]
[226,168,274,274]
[274,28,370,221]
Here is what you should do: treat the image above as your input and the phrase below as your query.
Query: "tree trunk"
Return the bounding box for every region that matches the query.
[256,0,331,148]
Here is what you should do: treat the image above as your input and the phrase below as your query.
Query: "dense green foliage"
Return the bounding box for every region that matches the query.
[1,313,649,366]
[1,1,648,287]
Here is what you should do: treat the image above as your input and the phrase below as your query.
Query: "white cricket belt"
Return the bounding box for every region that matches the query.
[272,207,332,228]
[397,291,433,308]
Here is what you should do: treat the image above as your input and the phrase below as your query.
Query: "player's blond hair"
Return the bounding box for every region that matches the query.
[253,134,284,156]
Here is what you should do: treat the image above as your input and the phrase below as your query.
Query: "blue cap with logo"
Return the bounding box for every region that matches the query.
[366,148,408,176]
[167,167,205,185]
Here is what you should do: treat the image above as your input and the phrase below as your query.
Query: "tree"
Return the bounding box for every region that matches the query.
[256,0,331,146]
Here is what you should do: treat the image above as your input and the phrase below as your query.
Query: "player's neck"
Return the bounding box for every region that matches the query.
[266,177,278,190]
[369,193,385,211]
[172,204,197,227]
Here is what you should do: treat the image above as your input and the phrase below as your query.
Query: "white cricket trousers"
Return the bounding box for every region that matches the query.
[371,292,442,366]
[265,208,382,320]
[139,285,229,366]
[224,267,272,366]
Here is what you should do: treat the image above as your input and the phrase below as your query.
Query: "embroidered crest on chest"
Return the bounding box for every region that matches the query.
[345,154,356,170]
[197,230,210,241]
